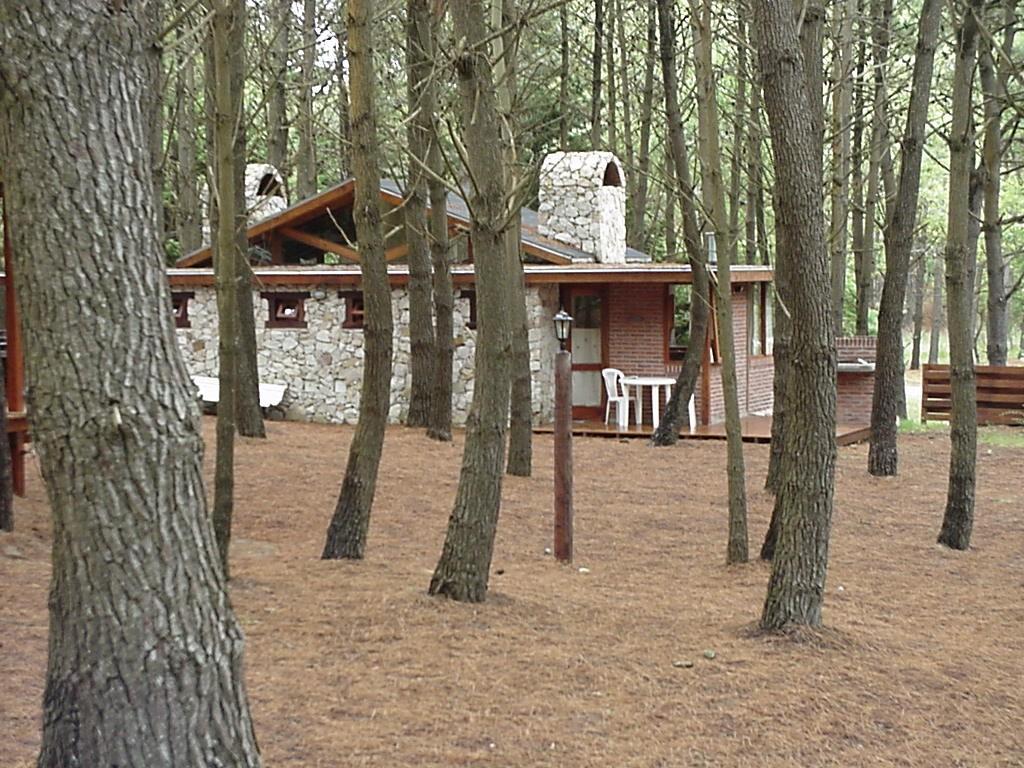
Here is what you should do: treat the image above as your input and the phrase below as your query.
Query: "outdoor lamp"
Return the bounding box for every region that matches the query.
[553,309,573,350]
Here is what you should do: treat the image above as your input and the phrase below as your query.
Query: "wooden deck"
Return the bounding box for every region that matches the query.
[534,415,871,446]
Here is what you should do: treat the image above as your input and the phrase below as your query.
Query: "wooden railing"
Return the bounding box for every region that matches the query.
[922,364,1024,425]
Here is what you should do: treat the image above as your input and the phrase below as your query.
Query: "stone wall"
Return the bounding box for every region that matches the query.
[537,151,626,263]
[176,284,560,426]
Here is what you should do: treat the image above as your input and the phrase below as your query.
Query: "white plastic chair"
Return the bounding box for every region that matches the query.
[602,368,637,429]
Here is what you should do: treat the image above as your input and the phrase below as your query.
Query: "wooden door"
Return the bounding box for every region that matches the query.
[564,285,608,420]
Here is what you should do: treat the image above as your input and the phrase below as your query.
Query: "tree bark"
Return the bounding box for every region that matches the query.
[559,0,570,148]
[605,0,618,152]
[321,0,394,560]
[404,0,438,429]
[230,5,266,440]
[0,1,262,762]
[849,4,867,327]
[938,0,981,552]
[429,0,513,602]
[929,252,944,364]
[210,0,246,574]
[335,15,352,178]
[690,0,747,563]
[980,0,1017,366]
[590,0,605,147]
[829,0,856,334]
[857,0,892,336]
[176,43,202,254]
[296,0,318,199]
[867,0,942,476]
[424,7,454,443]
[753,0,838,630]
[266,0,290,175]
[910,251,926,370]
[763,0,822,506]
[728,14,748,266]
[651,0,711,447]
[494,0,532,478]
[630,0,658,250]
[147,0,166,246]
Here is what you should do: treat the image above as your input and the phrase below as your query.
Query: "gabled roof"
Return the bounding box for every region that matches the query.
[176,178,654,269]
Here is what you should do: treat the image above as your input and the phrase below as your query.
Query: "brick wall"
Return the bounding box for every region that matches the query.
[703,285,774,423]
[604,282,774,425]
[837,335,877,363]
[837,371,874,424]
[836,335,877,425]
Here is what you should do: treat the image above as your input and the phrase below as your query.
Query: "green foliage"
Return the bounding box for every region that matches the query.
[164,238,182,266]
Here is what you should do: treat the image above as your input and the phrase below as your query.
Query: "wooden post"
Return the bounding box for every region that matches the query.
[553,348,573,562]
[2,190,26,497]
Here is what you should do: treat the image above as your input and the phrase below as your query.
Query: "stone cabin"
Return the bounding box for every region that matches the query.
[171,151,777,427]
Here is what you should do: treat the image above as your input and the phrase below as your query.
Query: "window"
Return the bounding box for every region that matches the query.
[262,291,309,328]
[459,289,477,330]
[171,291,194,329]
[340,291,365,329]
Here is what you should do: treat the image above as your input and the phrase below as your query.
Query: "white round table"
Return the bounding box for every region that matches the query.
[621,376,677,429]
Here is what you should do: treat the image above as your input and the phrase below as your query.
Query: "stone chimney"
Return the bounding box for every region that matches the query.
[537,151,627,263]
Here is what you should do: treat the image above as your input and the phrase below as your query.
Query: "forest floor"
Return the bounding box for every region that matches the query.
[2,419,1023,767]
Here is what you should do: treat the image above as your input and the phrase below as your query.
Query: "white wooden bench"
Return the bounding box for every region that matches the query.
[192,375,287,409]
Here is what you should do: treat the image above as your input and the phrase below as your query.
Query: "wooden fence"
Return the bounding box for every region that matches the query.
[922,364,1024,425]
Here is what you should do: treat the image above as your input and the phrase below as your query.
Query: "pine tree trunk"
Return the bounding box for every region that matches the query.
[867,0,942,476]
[728,15,748,266]
[690,0,747,563]
[0,2,261,761]
[663,156,677,262]
[764,0,822,503]
[210,0,246,575]
[267,0,290,175]
[234,263,266,438]
[605,1,618,152]
[176,47,203,254]
[980,1,1017,366]
[616,0,635,197]
[910,253,926,370]
[857,0,892,336]
[423,5,453,442]
[494,0,532,478]
[590,0,604,147]
[938,0,981,552]
[929,253,944,364]
[651,0,711,447]
[829,0,855,335]
[322,0,394,560]
[429,0,513,602]
[230,8,266,440]
[559,0,570,148]
[335,17,352,178]
[753,0,838,630]
[630,1,657,250]
[147,0,166,246]
[849,6,866,324]
[296,0,317,199]
[405,0,438,429]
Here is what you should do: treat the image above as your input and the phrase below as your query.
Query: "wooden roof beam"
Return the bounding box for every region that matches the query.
[280,227,360,262]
